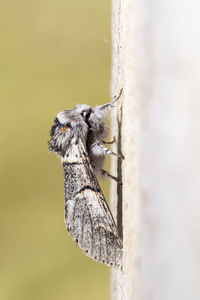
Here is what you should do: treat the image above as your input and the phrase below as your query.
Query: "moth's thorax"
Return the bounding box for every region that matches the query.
[74,104,91,114]
[57,105,108,140]
[57,109,85,126]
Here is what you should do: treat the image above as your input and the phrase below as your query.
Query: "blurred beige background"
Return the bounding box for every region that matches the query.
[0,0,111,299]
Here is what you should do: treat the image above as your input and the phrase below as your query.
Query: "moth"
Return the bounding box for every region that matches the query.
[48,89,123,267]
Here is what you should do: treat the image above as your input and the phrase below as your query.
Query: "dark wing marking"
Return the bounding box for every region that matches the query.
[63,139,122,267]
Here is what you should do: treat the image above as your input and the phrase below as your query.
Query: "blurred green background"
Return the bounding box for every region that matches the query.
[0,0,111,299]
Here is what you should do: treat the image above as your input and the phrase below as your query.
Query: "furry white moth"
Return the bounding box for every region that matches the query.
[48,89,123,267]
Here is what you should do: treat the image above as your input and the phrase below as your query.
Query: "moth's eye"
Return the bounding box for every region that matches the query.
[60,122,72,133]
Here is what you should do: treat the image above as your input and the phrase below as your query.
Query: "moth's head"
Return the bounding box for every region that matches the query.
[48,117,72,155]
[49,107,89,155]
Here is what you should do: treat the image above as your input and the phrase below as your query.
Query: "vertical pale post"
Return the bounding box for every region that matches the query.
[110,0,200,300]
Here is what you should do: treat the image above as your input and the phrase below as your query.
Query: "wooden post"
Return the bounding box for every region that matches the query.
[110,0,200,300]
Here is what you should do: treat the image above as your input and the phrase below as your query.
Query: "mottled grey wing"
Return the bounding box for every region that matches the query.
[63,139,122,267]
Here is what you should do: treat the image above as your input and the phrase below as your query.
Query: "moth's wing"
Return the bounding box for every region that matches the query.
[63,139,122,267]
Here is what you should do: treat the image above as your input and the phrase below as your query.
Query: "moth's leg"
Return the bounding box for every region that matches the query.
[103,137,116,145]
[98,88,123,111]
[99,144,124,159]
[110,88,123,106]
[99,169,121,183]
